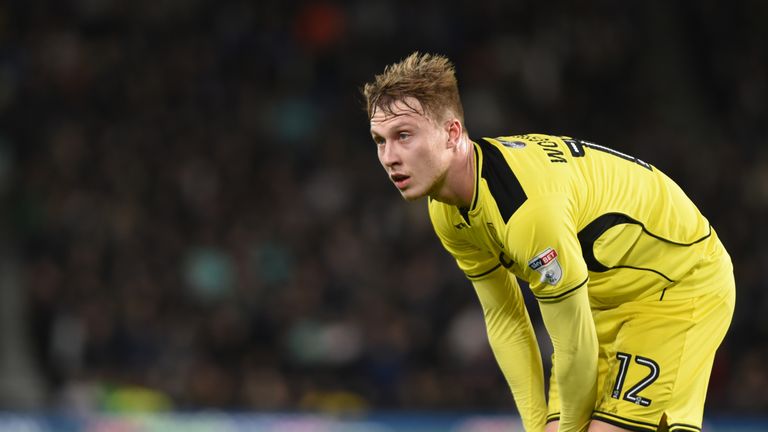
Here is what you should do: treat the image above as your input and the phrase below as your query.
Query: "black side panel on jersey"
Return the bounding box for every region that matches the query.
[577,213,633,272]
[476,138,528,222]
[577,212,713,275]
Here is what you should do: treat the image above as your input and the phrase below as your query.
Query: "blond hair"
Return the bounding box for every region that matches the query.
[362,52,465,125]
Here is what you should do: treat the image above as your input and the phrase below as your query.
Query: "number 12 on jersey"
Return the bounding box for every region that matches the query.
[612,352,660,407]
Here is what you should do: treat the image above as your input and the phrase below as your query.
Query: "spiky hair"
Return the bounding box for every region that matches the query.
[363,52,464,124]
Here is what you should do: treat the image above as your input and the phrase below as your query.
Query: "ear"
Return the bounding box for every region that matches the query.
[445,119,463,149]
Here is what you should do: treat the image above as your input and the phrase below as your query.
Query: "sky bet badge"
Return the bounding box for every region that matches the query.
[528,248,562,285]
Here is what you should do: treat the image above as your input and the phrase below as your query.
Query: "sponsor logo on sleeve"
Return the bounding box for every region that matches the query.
[528,247,562,285]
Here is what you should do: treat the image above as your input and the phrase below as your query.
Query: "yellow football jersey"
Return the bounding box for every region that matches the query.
[429,134,720,307]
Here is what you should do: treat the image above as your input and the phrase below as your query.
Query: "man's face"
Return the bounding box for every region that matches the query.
[370,98,451,201]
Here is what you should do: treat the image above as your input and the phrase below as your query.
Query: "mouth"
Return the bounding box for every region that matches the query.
[390,173,411,189]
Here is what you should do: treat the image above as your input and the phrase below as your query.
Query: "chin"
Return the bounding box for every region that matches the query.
[399,188,427,201]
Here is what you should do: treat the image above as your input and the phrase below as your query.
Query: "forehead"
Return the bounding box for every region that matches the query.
[370,97,432,132]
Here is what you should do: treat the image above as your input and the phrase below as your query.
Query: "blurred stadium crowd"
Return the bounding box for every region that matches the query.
[1,0,767,415]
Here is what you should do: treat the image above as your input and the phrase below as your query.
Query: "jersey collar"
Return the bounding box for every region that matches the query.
[458,141,481,224]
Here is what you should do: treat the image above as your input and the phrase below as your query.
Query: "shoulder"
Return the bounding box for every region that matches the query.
[477,133,580,199]
[509,193,574,226]
[474,133,572,173]
[478,133,568,149]
[472,136,529,223]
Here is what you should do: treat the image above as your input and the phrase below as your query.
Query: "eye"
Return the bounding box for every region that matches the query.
[373,136,385,146]
[398,132,411,141]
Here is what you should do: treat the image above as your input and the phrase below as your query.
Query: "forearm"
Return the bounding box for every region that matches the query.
[487,320,547,432]
[538,287,598,432]
[473,271,547,432]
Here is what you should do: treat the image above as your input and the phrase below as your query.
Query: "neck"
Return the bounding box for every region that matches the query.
[429,135,475,208]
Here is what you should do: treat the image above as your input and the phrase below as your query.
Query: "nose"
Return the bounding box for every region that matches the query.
[379,141,400,168]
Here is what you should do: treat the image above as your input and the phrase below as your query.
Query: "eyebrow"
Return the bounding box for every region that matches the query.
[370,119,417,135]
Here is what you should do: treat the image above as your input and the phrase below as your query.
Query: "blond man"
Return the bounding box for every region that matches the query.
[363,52,735,432]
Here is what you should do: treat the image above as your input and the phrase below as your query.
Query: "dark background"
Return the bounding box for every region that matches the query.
[0,0,766,415]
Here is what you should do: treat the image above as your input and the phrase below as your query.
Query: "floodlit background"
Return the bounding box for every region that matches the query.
[0,0,766,430]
